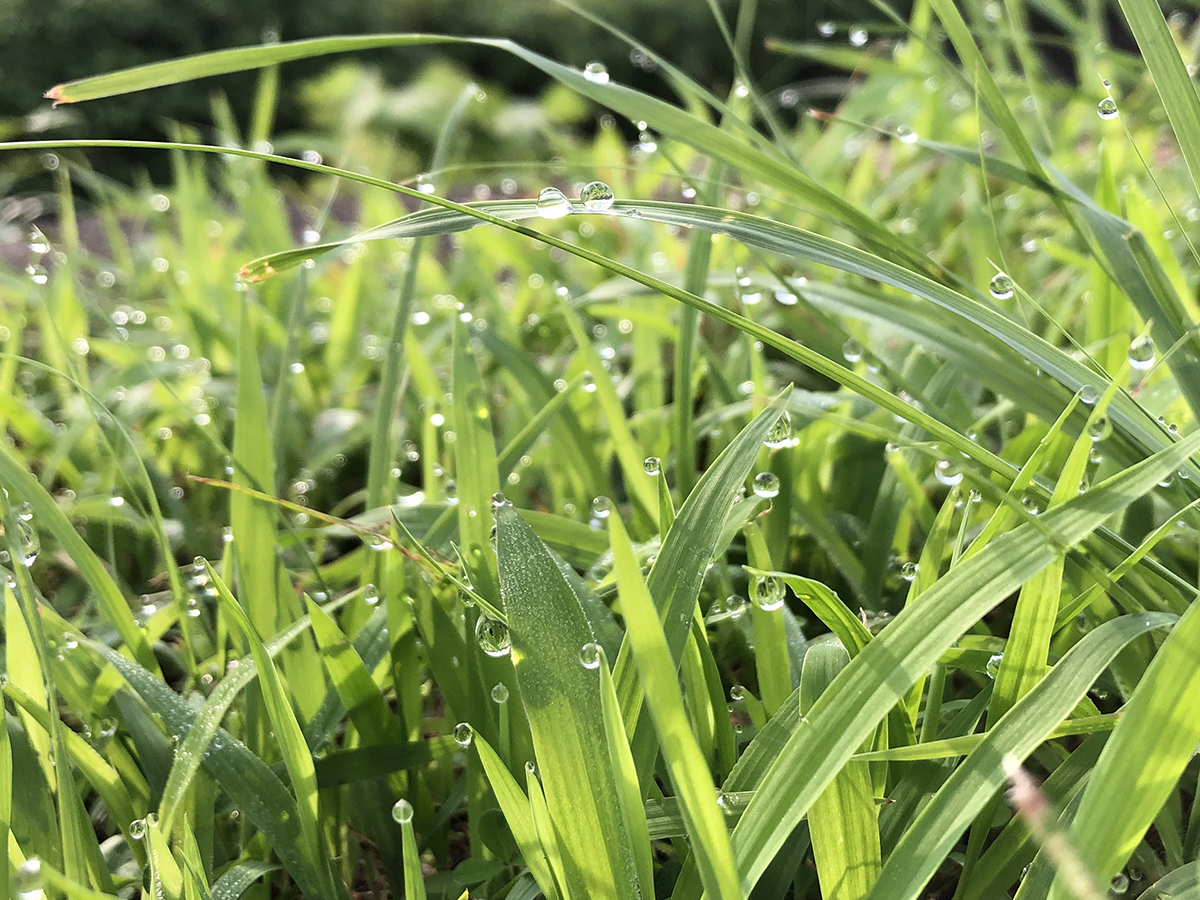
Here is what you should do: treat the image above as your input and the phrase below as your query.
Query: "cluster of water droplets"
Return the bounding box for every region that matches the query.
[535,181,616,220]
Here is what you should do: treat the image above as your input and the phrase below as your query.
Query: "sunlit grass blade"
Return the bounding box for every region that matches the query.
[608,510,740,900]
[206,563,338,900]
[729,429,1200,893]
[1049,591,1200,898]
[495,501,640,900]
[865,613,1172,900]
[210,863,280,900]
[800,638,881,900]
[473,735,563,900]
[853,713,1119,762]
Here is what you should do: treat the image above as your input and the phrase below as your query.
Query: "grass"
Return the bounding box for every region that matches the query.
[3,0,1200,898]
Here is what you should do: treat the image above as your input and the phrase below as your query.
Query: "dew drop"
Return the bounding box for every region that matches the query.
[988,272,1014,300]
[391,799,413,824]
[579,180,615,211]
[849,27,868,46]
[475,616,511,658]
[729,684,746,701]
[1087,416,1112,442]
[583,61,610,85]
[643,456,661,475]
[752,472,780,498]
[935,459,963,486]
[753,575,786,611]
[591,496,612,519]
[453,722,473,747]
[725,594,748,617]
[363,584,379,606]
[129,818,147,840]
[491,491,508,509]
[817,20,836,37]
[579,641,602,669]
[1128,335,1155,370]
[986,653,1002,678]
[895,124,918,144]
[901,562,919,581]
[1097,97,1119,120]
[764,411,792,448]
[14,859,43,894]
[491,683,509,704]
[1110,872,1128,893]
[536,187,572,219]
[1078,385,1100,405]
[842,338,864,363]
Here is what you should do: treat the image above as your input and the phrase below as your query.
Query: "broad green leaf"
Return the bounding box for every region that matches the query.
[609,512,740,900]
[729,429,1200,893]
[495,502,640,900]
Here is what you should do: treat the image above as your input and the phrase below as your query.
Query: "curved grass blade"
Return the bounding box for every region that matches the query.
[1049,593,1200,899]
[729,429,1200,893]
[495,501,640,900]
[210,863,280,900]
[865,613,1174,900]
[608,512,740,900]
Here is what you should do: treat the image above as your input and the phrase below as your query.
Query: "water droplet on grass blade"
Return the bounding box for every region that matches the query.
[453,723,473,747]
[1098,97,1119,119]
[14,859,43,895]
[730,685,746,701]
[579,180,615,210]
[988,273,1014,300]
[1110,872,1128,893]
[583,62,610,84]
[753,575,785,611]
[536,187,572,219]
[129,818,147,839]
[842,338,863,362]
[591,496,612,518]
[895,124,918,143]
[1088,416,1112,442]
[643,456,661,475]
[986,653,1002,678]
[1078,385,1100,405]
[764,411,792,448]
[1128,335,1155,370]
[491,683,509,703]
[579,642,602,669]
[753,472,780,498]
[935,459,963,486]
[391,799,413,824]
[475,617,511,657]
[901,562,919,581]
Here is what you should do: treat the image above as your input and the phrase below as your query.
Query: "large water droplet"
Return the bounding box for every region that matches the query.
[764,411,792,448]
[362,583,379,606]
[1087,416,1112,442]
[391,799,413,824]
[1097,97,1119,120]
[591,496,612,519]
[935,459,963,486]
[725,594,748,618]
[579,641,602,669]
[986,652,1002,678]
[491,683,509,704]
[583,62,610,85]
[730,685,746,701]
[842,338,864,363]
[895,124,918,144]
[753,575,786,611]
[1078,385,1100,405]
[900,562,919,581]
[536,187,572,219]
[453,722,474,747]
[752,472,780,498]
[129,818,147,840]
[475,617,511,657]
[1127,335,1155,370]
[643,456,661,475]
[14,859,43,894]
[1110,872,1128,893]
[579,180,615,211]
[988,273,1014,300]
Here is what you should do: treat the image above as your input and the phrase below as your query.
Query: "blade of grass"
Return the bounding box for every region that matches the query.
[608,511,740,900]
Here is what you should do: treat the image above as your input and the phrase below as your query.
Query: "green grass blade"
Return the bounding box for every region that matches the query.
[608,511,740,900]
[473,735,562,900]
[866,613,1173,900]
[230,298,281,641]
[206,564,338,900]
[1049,592,1200,898]
[729,429,1200,893]
[853,714,1119,762]
[801,638,881,900]
[210,864,280,900]
[495,500,640,900]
